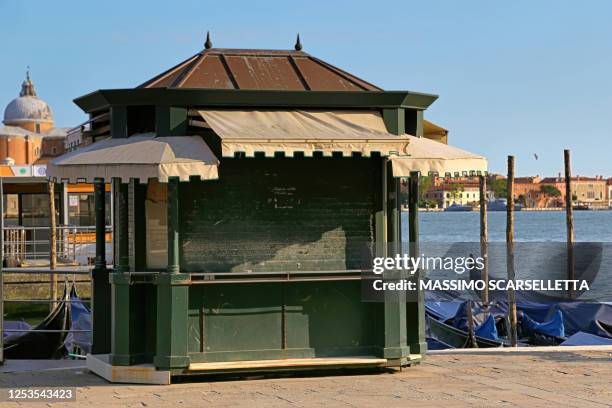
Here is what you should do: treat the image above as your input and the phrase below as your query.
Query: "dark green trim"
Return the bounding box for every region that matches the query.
[383,160,409,360]
[167,178,180,274]
[91,178,110,355]
[382,108,405,135]
[109,179,135,365]
[154,273,191,285]
[74,88,438,114]
[113,179,129,273]
[155,279,190,370]
[133,183,147,271]
[91,267,111,354]
[110,106,128,138]
[94,179,106,269]
[154,355,190,369]
[386,161,400,247]
[406,171,427,354]
[156,106,188,136]
[110,276,136,365]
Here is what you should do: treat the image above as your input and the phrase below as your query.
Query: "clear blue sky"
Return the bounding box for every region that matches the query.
[1,0,611,176]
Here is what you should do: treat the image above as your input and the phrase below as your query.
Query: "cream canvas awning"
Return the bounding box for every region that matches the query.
[47,133,219,183]
[199,109,487,176]
[389,136,487,177]
[199,110,412,157]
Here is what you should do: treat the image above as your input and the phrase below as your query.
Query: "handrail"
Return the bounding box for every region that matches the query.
[3,299,90,303]
[122,269,369,276]
[2,268,92,275]
[1,225,112,231]
[3,329,91,333]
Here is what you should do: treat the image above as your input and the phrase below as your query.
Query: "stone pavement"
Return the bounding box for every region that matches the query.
[0,350,610,407]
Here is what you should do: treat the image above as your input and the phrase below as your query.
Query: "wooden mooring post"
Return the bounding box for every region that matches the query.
[465,299,478,348]
[48,181,57,311]
[0,177,4,364]
[479,175,489,307]
[506,156,518,346]
[564,149,575,299]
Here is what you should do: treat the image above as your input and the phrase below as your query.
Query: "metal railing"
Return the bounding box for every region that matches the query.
[1,266,95,359]
[2,225,112,265]
[1,223,112,361]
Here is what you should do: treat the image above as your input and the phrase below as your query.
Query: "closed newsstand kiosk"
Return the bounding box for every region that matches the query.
[47,40,487,384]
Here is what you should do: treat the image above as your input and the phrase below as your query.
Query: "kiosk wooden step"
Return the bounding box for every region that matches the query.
[187,356,389,374]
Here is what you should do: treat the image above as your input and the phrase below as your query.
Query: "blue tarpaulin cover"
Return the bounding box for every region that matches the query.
[3,321,32,338]
[475,314,499,340]
[520,308,565,338]
[425,301,462,321]
[561,331,612,346]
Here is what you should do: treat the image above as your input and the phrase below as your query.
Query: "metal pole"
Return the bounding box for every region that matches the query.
[564,150,575,299]
[479,175,489,307]
[62,182,69,226]
[0,177,4,364]
[506,156,518,347]
[167,177,180,273]
[62,182,69,260]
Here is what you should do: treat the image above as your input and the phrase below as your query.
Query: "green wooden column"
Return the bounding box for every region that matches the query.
[91,178,111,355]
[110,106,128,139]
[154,177,190,370]
[110,178,135,365]
[406,171,427,354]
[156,106,188,137]
[382,159,409,363]
[382,108,405,135]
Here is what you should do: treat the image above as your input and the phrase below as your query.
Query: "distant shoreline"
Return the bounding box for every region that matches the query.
[401,207,612,212]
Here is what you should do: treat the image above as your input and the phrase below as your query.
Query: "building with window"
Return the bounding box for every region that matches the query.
[424,184,481,208]
[572,176,607,208]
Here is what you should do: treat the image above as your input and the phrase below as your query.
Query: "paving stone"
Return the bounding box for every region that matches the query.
[0,350,610,407]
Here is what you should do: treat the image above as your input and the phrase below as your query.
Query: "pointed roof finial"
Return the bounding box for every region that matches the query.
[294,33,302,51]
[204,31,213,49]
[20,67,37,97]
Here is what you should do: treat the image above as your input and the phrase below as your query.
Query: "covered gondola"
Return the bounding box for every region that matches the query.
[3,286,71,359]
[426,314,508,348]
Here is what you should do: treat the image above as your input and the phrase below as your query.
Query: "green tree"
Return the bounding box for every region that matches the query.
[540,185,561,197]
[419,175,433,201]
[491,178,507,199]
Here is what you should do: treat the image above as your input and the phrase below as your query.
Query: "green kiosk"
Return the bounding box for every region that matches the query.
[48,35,487,384]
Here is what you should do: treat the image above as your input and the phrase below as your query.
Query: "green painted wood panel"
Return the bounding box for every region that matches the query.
[187,281,383,359]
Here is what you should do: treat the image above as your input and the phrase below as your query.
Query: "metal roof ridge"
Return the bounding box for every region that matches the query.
[198,48,311,57]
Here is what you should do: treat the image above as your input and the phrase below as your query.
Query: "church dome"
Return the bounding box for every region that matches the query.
[3,72,53,126]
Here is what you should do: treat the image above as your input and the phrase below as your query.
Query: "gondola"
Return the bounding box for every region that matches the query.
[426,314,508,348]
[467,241,603,303]
[3,286,71,359]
